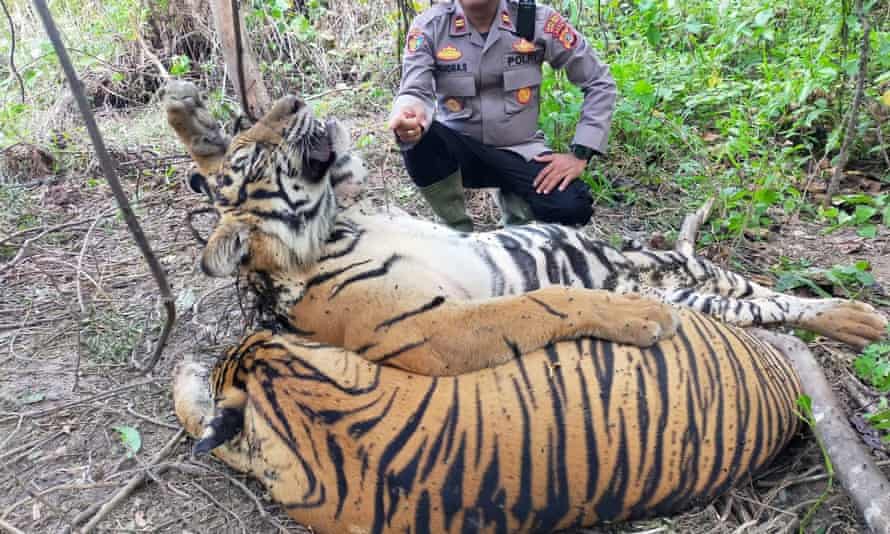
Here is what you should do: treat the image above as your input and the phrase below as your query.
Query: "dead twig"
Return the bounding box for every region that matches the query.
[161,460,288,532]
[34,0,176,374]
[135,26,170,81]
[16,378,157,419]
[76,429,185,532]
[824,0,871,207]
[191,480,247,533]
[186,207,216,245]
[0,0,24,103]
[676,197,715,255]
[0,519,26,534]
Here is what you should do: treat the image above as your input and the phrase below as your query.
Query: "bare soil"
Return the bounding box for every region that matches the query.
[1,108,888,534]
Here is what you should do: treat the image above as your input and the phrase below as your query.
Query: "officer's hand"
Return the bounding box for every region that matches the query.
[532,153,587,195]
[389,105,427,144]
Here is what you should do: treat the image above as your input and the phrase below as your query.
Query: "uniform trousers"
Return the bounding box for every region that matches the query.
[401,121,594,226]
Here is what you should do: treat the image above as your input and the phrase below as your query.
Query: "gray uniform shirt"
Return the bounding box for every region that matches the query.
[392,0,617,160]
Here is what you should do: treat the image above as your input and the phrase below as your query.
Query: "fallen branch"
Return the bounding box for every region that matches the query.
[824,0,871,208]
[752,330,890,534]
[33,0,176,374]
[0,518,25,534]
[76,429,185,533]
[676,197,715,255]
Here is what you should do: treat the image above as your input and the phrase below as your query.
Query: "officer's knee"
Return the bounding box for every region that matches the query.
[559,200,593,226]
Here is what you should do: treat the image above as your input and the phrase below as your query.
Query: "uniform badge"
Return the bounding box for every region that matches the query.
[436,45,462,61]
[558,27,578,49]
[453,15,466,32]
[544,13,563,35]
[516,87,532,105]
[513,38,536,53]
[406,29,424,54]
[444,98,463,112]
[544,13,578,50]
[501,11,513,27]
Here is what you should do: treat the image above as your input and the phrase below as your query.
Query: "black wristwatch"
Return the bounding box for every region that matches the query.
[570,144,596,163]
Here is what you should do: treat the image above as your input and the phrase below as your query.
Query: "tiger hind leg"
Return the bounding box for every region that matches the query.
[655,288,887,349]
[619,248,887,348]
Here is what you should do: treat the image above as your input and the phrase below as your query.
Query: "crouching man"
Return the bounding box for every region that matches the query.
[389,0,617,231]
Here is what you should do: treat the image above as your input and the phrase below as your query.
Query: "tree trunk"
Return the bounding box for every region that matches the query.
[208,0,272,118]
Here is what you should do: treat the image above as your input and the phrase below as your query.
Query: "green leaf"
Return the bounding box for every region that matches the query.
[753,188,780,205]
[112,426,142,458]
[20,392,45,405]
[883,206,890,226]
[853,205,878,224]
[858,224,878,238]
[797,394,813,417]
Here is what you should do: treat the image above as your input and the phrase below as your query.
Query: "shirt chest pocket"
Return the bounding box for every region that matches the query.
[435,74,476,120]
[503,68,542,115]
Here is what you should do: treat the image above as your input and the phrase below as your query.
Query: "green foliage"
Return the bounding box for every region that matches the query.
[82,309,143,363]
[866,399,890,444]
[854,330,890,392]
[170,55,192,77]
[819,193,889,238]
[112,425,142,458]
[533,0,890,238]
[772,257,877,299]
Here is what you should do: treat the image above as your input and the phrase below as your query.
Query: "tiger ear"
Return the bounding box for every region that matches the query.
[201,218,251,277]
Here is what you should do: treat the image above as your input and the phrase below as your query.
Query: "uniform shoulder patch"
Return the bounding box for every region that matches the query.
[544,12,578,50]
[406,29,424,54]
[436,45,462,61]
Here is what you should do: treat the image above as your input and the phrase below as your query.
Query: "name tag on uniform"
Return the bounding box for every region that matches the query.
[436,63,469,73]
[504,51,544,70]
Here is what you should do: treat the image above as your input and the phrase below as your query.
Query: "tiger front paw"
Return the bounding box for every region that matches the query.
[607,294,681,347]
[161,81,228,159]
[799,300,888,349]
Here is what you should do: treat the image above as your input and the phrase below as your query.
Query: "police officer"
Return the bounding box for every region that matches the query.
[389,0,616,231]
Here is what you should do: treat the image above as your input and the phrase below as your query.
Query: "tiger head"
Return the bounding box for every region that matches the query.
[165,85,367,277]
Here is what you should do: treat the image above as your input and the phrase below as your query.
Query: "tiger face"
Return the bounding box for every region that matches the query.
[188,95,367,277]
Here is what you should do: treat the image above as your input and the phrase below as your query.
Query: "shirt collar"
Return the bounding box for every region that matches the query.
[449,2,469,36]
[450,0,515,36]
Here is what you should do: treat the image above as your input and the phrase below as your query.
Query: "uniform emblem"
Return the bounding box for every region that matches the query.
[544,13,563,35]
[453,15,466,32]
[544,13,578,50]
[558,27,578,49]
[444,98,464,112]
[516,87,532,105]
[406,30,424,54]
[501,11,513,27]
[513,38,536,53]
[436,45,462,61]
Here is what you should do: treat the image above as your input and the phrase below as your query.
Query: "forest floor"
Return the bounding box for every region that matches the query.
[1,101,889,534]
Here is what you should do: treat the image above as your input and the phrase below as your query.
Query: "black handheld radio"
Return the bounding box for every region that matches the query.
[517,0,536,41]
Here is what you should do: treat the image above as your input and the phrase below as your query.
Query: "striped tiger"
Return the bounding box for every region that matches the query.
[161,82,888,377]
[173,309,803,533]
